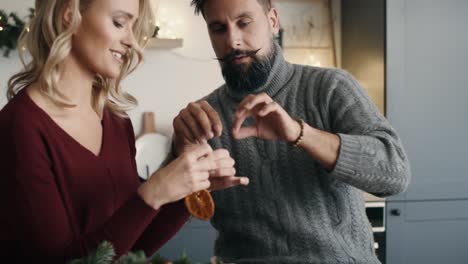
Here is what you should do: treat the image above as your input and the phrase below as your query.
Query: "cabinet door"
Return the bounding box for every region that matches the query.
[155,219,216,262]
[386,200,468,264]
[386,0,468,202]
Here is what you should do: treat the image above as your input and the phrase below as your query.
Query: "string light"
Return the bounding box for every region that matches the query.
[153,6,184,39]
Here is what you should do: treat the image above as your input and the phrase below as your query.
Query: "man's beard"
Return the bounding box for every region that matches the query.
[217,44,276,92]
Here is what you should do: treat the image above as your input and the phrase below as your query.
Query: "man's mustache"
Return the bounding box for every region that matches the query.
[216,48,262,62]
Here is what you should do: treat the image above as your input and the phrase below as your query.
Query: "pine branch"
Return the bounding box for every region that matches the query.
[0,8,33,57]
[148,254,169,264]
[115,250,148,264]
[172,251,190,264]
[68,241,115,264]
[67,240,222,264]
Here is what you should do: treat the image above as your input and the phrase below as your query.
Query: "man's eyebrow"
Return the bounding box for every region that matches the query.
[208,21,224,28]
[208,12,254,28]
[236,12,254,19]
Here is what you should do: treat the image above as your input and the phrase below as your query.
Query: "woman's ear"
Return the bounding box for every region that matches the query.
[62,0,74,28]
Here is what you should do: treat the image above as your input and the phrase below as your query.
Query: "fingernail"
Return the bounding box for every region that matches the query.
[214,125,222,134]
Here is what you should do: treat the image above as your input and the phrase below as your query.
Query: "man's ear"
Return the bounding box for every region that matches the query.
[268,7,280,35]
[62,0,74,28]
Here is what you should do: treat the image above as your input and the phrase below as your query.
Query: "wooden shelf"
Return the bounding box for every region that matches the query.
[146,38,183,49]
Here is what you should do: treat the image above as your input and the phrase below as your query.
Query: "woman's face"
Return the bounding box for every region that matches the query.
[70,0,140,79]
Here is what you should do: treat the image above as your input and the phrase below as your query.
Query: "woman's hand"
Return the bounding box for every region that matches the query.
[137,144,248,210]
[207,148,249,192]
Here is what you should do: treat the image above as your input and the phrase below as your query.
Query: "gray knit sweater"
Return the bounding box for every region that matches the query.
[202,44,410,263]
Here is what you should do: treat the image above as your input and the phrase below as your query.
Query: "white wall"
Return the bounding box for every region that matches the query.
[0,0,224,137]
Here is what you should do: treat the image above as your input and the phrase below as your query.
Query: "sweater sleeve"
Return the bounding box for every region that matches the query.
[7,119,161,263]
[320,69,411,197]
[123,119,190,256]
[132,200,190,256]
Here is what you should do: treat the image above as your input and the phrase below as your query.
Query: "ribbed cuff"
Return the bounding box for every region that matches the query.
[328,133,362,181]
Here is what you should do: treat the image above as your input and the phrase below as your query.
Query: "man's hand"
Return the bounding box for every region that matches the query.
[232,93,301,142]
[173,100,223,156]
[232,92,340,171]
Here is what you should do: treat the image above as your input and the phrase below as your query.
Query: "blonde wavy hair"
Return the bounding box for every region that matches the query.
[7,0,154,117]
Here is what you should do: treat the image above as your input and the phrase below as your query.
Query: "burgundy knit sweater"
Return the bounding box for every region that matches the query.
[0,89,189,263]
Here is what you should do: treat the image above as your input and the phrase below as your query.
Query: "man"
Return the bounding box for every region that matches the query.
[172,0,411,263]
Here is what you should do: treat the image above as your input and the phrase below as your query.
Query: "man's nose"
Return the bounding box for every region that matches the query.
[225,27,242,49]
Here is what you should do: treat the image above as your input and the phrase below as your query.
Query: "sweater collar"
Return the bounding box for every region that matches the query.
[224,43,294,101]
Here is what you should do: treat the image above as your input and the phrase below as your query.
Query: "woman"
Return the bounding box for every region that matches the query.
[0,0,248,262]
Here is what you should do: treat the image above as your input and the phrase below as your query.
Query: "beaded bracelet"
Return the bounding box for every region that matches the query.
[292,119,305,148]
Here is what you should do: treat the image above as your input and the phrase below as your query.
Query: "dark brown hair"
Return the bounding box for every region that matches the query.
[191,0,272,17]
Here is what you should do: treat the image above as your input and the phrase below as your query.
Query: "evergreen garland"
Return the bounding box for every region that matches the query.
[67,241,222,264]
[0,8,34,57]
[68,241,116,264]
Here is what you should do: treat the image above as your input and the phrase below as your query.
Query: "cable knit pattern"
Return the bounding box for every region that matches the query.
[202,44,410,263]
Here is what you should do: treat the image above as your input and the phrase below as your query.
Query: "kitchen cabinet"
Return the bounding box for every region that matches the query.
[386,0,468,263]
[386,0,468,203]
[386,200,468,263]
[155,219,216,262]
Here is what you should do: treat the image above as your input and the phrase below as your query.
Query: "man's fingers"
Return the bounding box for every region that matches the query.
[233,103,267,132]
[233,126,258,140]
[233,95,258,131]
[257,101,280,117]
[209,176,250,191]
[188,102,214,140]
[174,116,196,143]
[200,101,223,137]
[232,113,248,134]
[180,110,206,143]
[237,93,273,114]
